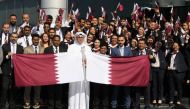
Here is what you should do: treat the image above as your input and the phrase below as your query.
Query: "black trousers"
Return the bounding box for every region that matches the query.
[90,83,109,109]
[47,84,64,109]
[167,70,185,102]
[131,85,150,109]
[151,67,165,100]
[24,86,41,104]
[111,86,131,109]
[0,74,16,109]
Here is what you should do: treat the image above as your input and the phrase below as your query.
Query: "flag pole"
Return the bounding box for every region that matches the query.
[81,46,88,109]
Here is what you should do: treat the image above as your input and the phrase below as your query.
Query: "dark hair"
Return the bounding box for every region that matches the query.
[64,29,71,35]
[46,15,53,20]
[111,34,118,39]
[31,33,40,39]
[2,23,9,28]
[100,41,108,48]
[138,39,146,43]
[53,35,60,40]
[118,35,125,39]
[44,22,50,26]
[9,14,17,18]
[150,19,157,23]
[49,28,55,32]
[10,32,18,37]
[24,25,31,30]
[100,41,109,54]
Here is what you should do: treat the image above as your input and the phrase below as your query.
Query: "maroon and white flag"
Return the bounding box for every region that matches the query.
[13,53,84,87]
[13,53,150,87]
[87,53,150,87]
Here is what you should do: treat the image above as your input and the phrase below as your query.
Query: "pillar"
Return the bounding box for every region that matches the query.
[41,0,68,23]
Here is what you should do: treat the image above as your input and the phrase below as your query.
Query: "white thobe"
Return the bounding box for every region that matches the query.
[68,43,91,109]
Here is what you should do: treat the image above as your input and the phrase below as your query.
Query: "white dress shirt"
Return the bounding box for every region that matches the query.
[32,45,39,54]
[151,51,160,68]
[1,33,8,45]
[31,24,44,35]
[6,42,17,59]
[168,52,178,70]
[139,49,146,55]
[119,46,124,56]
[17,35,32,48]
[53,46,59,53]
[11,43,17,54]
[56,29,63,41]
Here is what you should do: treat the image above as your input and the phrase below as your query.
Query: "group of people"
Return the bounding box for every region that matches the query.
[0,4,190,109]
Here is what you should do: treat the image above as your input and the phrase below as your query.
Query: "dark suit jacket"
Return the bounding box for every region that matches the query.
[0,32,10,45]
[133,49,155,59]
[184,45,190,79]
[24,45,44,54]
[9,25,19,34]
[166,51,187,73]
[157,51,167,70]
[44,44,68,54]
[1,43,23,76]
[58,24,74,40]
[147,50,167,70]
[111,45,132,57]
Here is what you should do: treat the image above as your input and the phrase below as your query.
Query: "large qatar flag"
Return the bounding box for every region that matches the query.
[13,53,150,87]
[13,53,84,87]
[87,53,150,87]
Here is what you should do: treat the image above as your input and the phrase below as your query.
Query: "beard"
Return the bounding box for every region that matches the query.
[10,21,16,26]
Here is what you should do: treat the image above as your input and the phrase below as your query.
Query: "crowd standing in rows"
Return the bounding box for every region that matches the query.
[0,4,190,109]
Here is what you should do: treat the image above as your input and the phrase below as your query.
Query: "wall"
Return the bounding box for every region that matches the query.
[158,0,185,7]
[0,0,39,27]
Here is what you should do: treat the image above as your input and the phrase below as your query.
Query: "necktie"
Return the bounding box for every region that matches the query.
[35,46,38,54]
[55,47,58,53]
[4,34,8,44]
[140,50,143,55]
[26,37,29,47]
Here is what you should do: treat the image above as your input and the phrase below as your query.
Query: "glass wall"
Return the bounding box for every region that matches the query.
[0,0,39,27]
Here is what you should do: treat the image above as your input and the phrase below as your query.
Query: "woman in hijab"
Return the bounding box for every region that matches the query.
[68,32,91,109]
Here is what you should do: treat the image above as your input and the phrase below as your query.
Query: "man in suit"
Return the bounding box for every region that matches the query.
[17,26,32,48]
[23,34,44,109]
[166,42,187,106]
[132,39,155,109]
[17,13,33,37]
[0,32,23,109]
[110,35,132,109]
[0,23,10,46]
[0,46,3,100]
[55,18,73,42]
[9,14,18,34]
[0,46,3,74]
[44,35,68,109]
